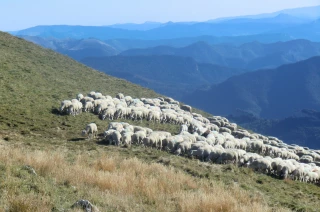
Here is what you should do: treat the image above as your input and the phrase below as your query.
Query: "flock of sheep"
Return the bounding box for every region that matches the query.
[60,92,320,185]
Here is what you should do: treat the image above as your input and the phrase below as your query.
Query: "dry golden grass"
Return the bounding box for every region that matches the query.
[0,141,289,212]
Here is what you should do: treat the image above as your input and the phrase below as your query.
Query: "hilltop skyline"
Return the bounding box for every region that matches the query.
[1,0,320,31]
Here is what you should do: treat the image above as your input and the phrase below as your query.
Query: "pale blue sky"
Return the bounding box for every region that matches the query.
[1,0,320,31]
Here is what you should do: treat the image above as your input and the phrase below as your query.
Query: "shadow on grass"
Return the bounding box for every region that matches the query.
[96,139,111,146]
[68,137,87,142]
[51,108,70,116]
[51,108,61,115]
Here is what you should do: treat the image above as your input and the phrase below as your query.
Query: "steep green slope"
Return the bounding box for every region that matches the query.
[0,32,161,137]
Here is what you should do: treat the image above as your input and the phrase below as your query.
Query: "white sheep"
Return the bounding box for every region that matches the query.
[116,93,125,99]
[76,93,84,101]
[81,123,98,139]
[83,101,94,112]
[122,131,133,147]
[112,131,122,146]
[60,100,72,113]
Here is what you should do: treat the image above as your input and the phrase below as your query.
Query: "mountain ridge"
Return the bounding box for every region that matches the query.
[120,39,320,70]
[81,55,248,99]
[182,56,320,119]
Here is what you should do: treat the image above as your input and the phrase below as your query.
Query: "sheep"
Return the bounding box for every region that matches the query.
[83,101,94,112]
[81,123,98,139]
[291,166,306,182]
[249,139,265,154]
[163,135,184,151]
[181,104,192,112]
[122,131,133,147]
[112,131,122,146]
[68,100,82,116]
[132,131,146,145]
[116,93,125,99]
[103,129,116,144]
[145,131,171,149]
[101,107,116,120]
[179,124,188,134]
[131,110,143,121]
[225,123,237,131]
[189,145,213,161]
[300,155,314,163]
[108,122,124,132]
[249,158,272,174]
[207,146,225,163]
[174,141,192,156]
[147,110,161,123]
[216,149,238,164]
[76,93,84,101]
[219,127,232,134]
[60,100,72,114]
[91,92,103,99]
[60,93,320,185]
[80,96,94,105]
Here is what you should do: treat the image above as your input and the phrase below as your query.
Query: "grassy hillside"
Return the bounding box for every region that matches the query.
[0,31,320,211]
[0,32,163,137]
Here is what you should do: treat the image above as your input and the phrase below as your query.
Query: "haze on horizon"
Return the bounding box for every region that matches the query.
[1,0,320,31]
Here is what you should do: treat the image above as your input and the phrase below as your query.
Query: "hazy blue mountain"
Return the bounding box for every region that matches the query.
[107,21,196,31]
[142,21,301,39]
[108,22,164,31]
[218,14,310,24]
[209,5,320,22]
[57,38,119,60]
[18,35,59,49]
[81,55,248,99]
[272,18,320,41]
[182,56,320,119]
[19,33,292,53]
[14,17,307,40]
[120,39,320,70]
[104,34,292,51]
[20,35,119,60]
[14,5,320,40]
[15,25,143,40]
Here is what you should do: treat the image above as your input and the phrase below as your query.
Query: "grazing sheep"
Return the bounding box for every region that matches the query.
[116,93,125,99]
[60,100,72,114]
[148,110,161,123]
[60,93,320,186]
[101,107,116,120]
[132,131,147,145]
[68,101,83,116]
[122,131,134,147]
[181,105,192,112]
[81,123,98,139]
[83,101,94,112]
[112,131,122,146]
[76,93,84,101]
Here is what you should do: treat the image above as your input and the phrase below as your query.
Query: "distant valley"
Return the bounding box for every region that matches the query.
[120,39,320,70]
[183,56,320,119]
[81,55,247,99]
